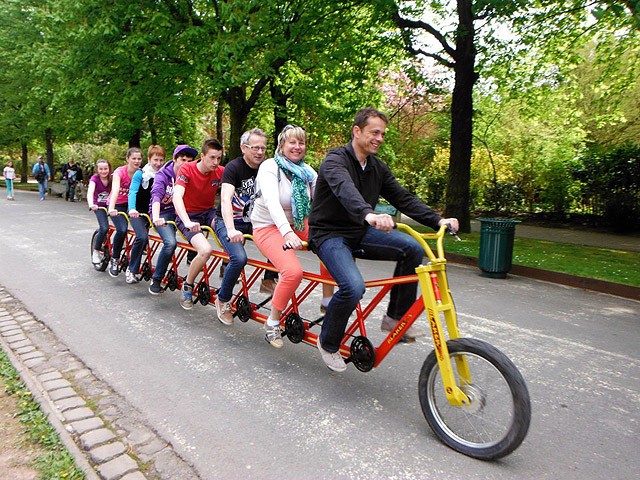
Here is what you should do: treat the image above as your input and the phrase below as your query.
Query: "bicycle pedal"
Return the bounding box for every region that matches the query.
[398,336,416,344]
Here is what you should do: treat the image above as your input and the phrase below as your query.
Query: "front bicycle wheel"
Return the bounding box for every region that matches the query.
[419,338,531,460]
[90,229,110,272]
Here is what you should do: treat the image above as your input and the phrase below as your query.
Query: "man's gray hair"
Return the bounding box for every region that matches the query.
[240,128,267,146]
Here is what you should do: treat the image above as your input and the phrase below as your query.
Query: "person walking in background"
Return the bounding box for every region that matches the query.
[61,157,84,202]
[125,145,165,284]
[172,139,224,310]
[3,161,15,200]
[87,159,112,264]
[308,107,459,372]
[32,156,51,201]
[147,145,198,295]
[107,148,143,277]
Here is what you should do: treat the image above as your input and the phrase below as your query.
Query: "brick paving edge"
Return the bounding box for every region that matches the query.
[0,289,201,480]
[0,320,101,480]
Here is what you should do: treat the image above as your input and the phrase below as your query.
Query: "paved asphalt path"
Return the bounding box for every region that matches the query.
[1,191,639,480]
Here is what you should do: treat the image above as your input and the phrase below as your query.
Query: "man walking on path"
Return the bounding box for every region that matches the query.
[61,157,83,202]
[32,156,51,201]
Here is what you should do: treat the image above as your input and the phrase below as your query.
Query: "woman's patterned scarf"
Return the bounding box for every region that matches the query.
[274,152,314,231]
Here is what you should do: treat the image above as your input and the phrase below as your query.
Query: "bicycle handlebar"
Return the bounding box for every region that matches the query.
[395,223,451,263]
[283,240,309,251]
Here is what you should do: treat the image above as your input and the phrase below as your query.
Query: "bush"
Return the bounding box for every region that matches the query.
[574,144,640,232]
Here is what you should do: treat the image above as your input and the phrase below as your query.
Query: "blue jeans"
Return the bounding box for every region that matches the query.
[213,218,277,303]
[93,208,110,250]
[151,212,177,282]
[6,179,14,198]
[37,180,47,200]
[129,216,149,274]
[110,204,129,260]
[316,227,424,353]
[65,181,77,201]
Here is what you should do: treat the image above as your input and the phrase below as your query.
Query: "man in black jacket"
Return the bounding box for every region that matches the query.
[61,157,83,202]
[309,107,458,372]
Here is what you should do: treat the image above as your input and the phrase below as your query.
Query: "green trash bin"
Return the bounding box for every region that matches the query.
[478,218,520,279]
[374,203,401,222]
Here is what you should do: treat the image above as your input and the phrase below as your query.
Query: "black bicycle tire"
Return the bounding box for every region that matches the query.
[418,337,531,460]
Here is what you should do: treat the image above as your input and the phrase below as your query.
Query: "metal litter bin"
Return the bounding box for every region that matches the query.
[478,218,520,278]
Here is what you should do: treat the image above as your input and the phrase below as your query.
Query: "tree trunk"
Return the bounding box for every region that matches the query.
[149,118,157,145]
[20,141,28,184]
[128,128,141,148]
[270,81,289,147]
[445,0,477,233]
[225,87,249,160]
[216,101,225,146]
[45,127,55,177]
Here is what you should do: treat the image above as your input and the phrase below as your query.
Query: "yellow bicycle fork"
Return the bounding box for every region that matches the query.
[416,262,472,406]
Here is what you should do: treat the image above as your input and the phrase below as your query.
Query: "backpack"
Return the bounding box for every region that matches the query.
[35,166,45,182]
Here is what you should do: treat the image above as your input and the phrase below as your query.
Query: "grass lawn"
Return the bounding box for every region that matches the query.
[0,179,40,191]
[422,231,640,287]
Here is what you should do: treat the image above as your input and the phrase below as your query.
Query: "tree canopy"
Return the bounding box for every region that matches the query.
[0,0,638,229]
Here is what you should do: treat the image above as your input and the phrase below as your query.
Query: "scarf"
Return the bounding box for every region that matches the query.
[274,152,314,231]
[141,163,156,190]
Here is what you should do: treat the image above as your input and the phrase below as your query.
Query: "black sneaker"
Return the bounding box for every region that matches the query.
[108,258,119,277]
[148,279,162,295]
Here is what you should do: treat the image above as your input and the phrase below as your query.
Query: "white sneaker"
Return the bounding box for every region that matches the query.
[264,322,284,348]
[381,314,426,340]
[215,299,234,325]
[92,250,103,264]
[317,337,346,372]
[125,268,140,284]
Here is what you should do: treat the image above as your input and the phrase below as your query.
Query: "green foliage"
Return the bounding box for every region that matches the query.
[372,68,450,208]
[0,349,22,395]
[472,83,587,214]
[1,0,639,231]
[573,144,640,232]
[569,38,640,148]
[470,22,639,226]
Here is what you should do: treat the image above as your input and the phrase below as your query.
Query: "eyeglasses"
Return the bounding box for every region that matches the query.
[243,144,267,153]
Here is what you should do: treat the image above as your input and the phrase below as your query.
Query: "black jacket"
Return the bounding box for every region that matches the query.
[61,163,83,184]
[308,142,442,250]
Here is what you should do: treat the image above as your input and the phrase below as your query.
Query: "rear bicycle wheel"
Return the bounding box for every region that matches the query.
[90,229,110,272]
[419,338,531,460]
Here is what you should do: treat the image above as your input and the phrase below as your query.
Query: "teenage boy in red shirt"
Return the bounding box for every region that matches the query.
[173,139,225,310]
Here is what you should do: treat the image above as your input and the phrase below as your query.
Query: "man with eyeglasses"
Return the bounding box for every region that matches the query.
[213,128,279,325]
